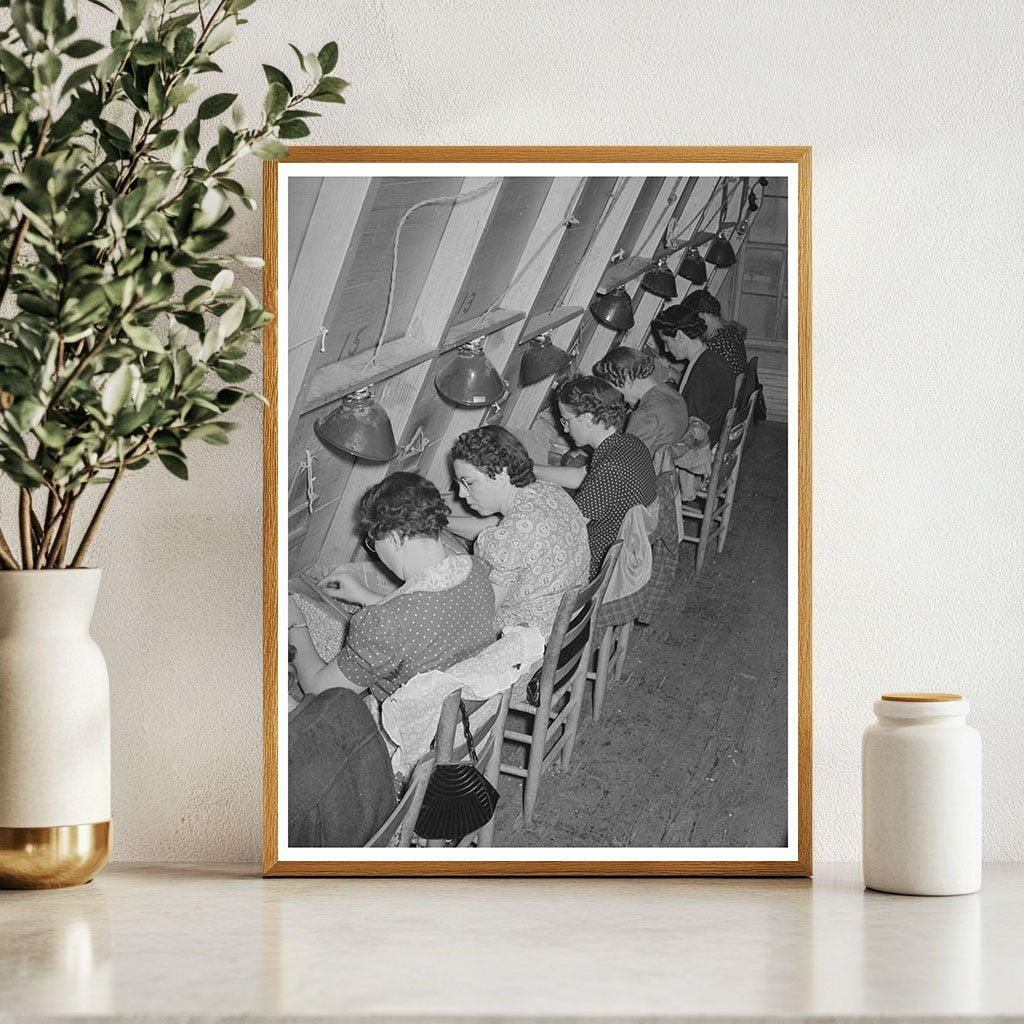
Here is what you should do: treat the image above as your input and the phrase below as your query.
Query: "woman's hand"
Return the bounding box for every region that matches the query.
[317,570,382,606]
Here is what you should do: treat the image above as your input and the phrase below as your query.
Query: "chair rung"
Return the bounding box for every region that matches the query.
[509,700,535,714]
[499,764,528,778]
[503,729,533,744]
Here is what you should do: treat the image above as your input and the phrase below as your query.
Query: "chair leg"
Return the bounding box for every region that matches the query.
[718,467,743,552]
[592,626,614,722]
[612,620,632,682]
[476,816,496,848]
[522,702,548,826]
[560,674,588,770]
[695,517,711,575]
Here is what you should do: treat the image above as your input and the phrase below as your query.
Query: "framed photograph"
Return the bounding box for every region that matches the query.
[263,147,811,876]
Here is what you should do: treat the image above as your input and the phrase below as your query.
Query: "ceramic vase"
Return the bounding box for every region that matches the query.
[0,569,111,888]
[862,692,981,896]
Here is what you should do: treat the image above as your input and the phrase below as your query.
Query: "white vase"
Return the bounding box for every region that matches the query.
[0,569,111,888]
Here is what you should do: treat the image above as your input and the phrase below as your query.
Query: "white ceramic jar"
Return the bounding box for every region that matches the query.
[862,692,981,895]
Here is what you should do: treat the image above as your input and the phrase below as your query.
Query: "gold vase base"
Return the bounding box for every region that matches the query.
[0,821,111,889]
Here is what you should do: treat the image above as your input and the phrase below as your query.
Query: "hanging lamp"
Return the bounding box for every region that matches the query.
[519,332,571,386]
[640,258,677,299]
[676,247,708,285]
[435,336,505,407]
[705,179,737,267]
[313,386,398,462]
[589,286,634,330]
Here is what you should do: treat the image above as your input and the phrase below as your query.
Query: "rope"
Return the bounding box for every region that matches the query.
[288,325,328,352]
[361,178,502,373]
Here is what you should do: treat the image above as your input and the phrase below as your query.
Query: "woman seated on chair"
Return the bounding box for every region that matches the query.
[534,376,657,580]
[650,304,735,470]
[592,346,689,463]
[288,472,497,703]
[446,425,589,640]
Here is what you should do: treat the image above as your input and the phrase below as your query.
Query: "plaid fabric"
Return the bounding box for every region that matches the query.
[597,580,649,630]
[638,470,680,624]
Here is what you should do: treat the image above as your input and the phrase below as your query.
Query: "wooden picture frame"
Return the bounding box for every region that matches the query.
[263,147,812,876]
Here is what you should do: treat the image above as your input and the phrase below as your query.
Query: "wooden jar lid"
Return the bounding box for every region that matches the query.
[881,692,962,702]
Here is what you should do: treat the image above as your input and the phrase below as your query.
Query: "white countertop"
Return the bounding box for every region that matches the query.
[3,862,1022,1021]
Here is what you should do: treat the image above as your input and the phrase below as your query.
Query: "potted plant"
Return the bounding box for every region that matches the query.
[0,0,345,887]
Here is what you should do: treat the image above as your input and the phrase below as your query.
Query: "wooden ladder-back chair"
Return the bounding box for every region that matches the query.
[679,392,758,576]
[366,686,513,848]
[500,541,621,825]
[442,686,513,848]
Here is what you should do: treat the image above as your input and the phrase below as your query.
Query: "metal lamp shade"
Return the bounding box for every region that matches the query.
[677,248,708,284]
[589,287,634,330]
[313,388,397,462]
[705,233,737,268]
[435,338,505,406]
[520,334,571,386]
[640,259,677,299]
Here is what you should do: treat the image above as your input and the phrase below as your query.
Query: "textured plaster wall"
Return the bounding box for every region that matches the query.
[56,0,1024,862]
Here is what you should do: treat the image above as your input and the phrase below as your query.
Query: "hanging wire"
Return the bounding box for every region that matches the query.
[361,178,503,373]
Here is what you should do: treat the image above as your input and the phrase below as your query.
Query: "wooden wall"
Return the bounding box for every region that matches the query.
[286,174,788,575]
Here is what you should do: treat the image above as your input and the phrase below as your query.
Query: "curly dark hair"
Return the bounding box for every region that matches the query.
[593,346,655,388]
[451,425,535,488]
[359,472,449,542]
[556,375,628,430]
[651,304,706,346]
[681,289,721,317]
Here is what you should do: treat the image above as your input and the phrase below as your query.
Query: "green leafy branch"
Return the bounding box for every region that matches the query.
[0,0,347,569]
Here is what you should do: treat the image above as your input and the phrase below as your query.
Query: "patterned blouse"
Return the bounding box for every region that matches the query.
[705,322,748,374]
[336,554,497,703]
[573,432,657,579]
[475,480,590,639]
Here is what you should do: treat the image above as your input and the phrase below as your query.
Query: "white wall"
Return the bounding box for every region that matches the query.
[64,0,1024,863]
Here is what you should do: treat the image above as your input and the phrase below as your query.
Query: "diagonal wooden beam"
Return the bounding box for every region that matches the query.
[286,177,374,421]
[304,176,504,570]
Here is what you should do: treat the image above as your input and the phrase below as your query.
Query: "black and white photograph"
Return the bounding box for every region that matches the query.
[265,149,810,875]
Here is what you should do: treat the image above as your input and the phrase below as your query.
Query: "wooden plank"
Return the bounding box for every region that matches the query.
[443,308,526,349]
[302,308,526,412]
[519,305,584,341]
[415,177,587,488]
[301,176,504,570]
[286,177,373,419]
[598,255,655,292]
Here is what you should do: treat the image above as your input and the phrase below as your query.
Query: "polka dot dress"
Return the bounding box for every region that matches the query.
[574,432,657,579]
[337,555,497,703]
[705,322,748,374]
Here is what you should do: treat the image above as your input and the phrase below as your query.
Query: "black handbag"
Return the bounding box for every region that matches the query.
[415,701,499,842]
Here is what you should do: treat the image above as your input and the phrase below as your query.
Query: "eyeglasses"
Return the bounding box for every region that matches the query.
[559,412,583,432]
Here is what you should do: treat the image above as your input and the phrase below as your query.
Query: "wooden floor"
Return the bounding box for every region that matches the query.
[493,420,789,849]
